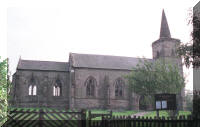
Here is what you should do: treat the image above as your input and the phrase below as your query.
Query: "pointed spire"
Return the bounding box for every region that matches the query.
[17,55,22,69]
[160,9,171,38]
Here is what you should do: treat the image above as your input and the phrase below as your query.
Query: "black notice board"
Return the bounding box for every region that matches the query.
[155,94,176,110]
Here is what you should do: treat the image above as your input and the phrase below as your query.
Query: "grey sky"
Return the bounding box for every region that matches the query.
[1,0,199,90]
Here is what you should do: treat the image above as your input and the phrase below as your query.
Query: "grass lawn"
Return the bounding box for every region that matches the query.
[89,110,138,120]
[90,109,138,116]
[143,110,191,118]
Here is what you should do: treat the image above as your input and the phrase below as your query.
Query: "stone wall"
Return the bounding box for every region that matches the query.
[10,70,70,109]
[72,68,138,110]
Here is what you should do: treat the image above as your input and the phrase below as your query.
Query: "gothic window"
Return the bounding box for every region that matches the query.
[28,76,37,96]
[29,85,32,95]
[53,79,62,96]
[33,85,37,95]
[85,76,96,97]
[29,85,37,95]
[115,78,124,97]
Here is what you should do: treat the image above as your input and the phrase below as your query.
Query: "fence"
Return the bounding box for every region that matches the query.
[88,110,112,120]
[89,115,200,127]
[3,108,200,127]
[3,108,86,127]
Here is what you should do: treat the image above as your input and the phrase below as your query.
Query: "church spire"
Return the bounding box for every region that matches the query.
[160,9,171,38]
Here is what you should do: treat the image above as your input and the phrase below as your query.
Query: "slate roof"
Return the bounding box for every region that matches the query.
[17,59,69,72]
[70,53,153,70]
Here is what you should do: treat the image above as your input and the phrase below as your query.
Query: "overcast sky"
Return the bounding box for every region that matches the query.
[1,0,199,90]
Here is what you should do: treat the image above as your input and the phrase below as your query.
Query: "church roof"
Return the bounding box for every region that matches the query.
[70,53,153,70]
[17,59,69,72]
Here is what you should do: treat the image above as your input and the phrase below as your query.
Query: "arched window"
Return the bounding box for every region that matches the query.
[28,85,37,95]
[85,76,96,97]
[29,85,32,95]
[28,76,37,96]
[33,85,37,95]
[29,84,37,95]
[115,78,124,97]
[53,79,62,96]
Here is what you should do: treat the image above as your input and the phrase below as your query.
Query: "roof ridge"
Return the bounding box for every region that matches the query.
[70,52,152,60]
[71,53,153,70]
[20,59,68,63]
[17,59,69,71]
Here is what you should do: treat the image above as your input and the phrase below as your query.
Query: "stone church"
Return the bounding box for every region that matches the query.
[10,10,184,110]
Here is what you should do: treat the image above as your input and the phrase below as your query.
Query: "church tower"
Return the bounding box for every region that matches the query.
[152,10,181,61]
[152,10,184,110]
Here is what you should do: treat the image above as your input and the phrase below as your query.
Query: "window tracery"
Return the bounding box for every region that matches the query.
[115,78,124,97]
[28,76,37,96]
[53,79,62,96]
[85,76,96,97]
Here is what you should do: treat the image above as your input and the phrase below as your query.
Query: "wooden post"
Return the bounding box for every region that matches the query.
[133,116,136,127]
[187,115,193,127]
[154,116,157,126]
[141,116,144,127]
[38,109,43,127]
[167,117,170,127]
[88,110,91,127]
[171,116,175,127]
[81,109,86,127]
[127,116,131,127]
[149,117,152,127]
[156,110,159,118]
[138,116,141,127]
[102,115,105,127]
[161,116,165,127]
[88,110,91,120]
[110,110,112,119]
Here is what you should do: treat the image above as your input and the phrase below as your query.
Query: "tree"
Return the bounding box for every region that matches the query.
[0,58,9,126]
[126,59,185,109]
[177,9,200,68]
[177,5,200,116]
